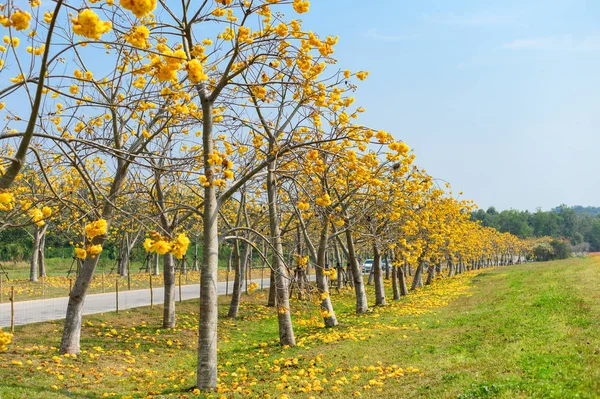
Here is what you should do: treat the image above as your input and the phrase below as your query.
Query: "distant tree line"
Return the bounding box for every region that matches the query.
[472,205,600,251]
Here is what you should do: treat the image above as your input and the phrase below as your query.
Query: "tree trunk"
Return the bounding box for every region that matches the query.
[267,269,276,307]
[162,252,176,328]
[122,235,128,277]
[30,225,41,282]
[266,160,295,346]
[60,110,131,354]
[192,241,199,271]
[315,222,337,327]
[344,227,368,313]
[367,266,375,285]
[228,241,247,319]
[425,262,435,285]
[38,225,47,277]
[391,265,400,300]
[411,259,424,290]
[447,259,454,277]
[373,245,386,306]
[334,240,343,288]
[294,226,305,300]
[384,253,390,280]
[153,253,160,275]
[399,261,409,296]
[196,101,220,390]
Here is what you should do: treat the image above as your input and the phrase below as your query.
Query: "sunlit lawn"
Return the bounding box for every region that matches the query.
[0,257,598,398]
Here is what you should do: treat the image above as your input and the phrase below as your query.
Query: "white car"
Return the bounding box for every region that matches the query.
[362,259,390,273]
[362,259,373,273]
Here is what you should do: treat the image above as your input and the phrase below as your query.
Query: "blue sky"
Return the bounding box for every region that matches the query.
[300,0,600,211]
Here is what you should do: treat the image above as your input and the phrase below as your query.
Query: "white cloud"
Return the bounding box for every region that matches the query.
[423,12,516,26]
[503,34,600,51]
[364,28,412,42]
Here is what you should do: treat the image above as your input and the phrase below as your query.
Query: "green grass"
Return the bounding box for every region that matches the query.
[0,257,598,398]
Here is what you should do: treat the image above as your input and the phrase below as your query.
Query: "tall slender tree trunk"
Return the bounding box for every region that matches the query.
[197,100,220,390]
[392,265,400,300]
[192,241,199,271]
[425,262,435,285]
[344,227,368,313]
[399,261,409,296]
[228,241,246,318]
[373,245,386,306]
[153,253,160,275]
[60,161,129,354]
[30,225,41,282]
[411,259,425,290]
[367,266,375,285]
[295,226,305,300]
[334,240,343,288]
[38,225,47,277]
[266,161,295,346]
[314,222,337,327]
[121,233,131,277]
[384,253,390,280]
[163,253,176,328]
[267,269,276,307]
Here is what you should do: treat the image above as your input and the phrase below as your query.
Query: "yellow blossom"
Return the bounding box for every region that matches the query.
[293,0,310,14]
[74,247,87,259]
[72,9,112,40]
[125,25,150,48]
[120,0,157,18]
[85,219,108,238]
[186,59,208,83]
[87,244,103,256]
[152,240,171,255]
[10,10,31,31]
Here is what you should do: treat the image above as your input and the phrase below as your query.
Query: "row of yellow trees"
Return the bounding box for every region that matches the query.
[0,0,530,391]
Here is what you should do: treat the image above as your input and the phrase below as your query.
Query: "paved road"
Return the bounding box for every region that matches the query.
[0,277,274,328]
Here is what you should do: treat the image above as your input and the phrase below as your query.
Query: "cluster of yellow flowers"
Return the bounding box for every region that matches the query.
[74,244,103,259]
[322,268,337,280]
[0,191,15,211]
[292,0,310,14]
[356,71,369,80]
[185,59,208,84]
[29,206,51,227]
[150,46,186,82]
[144,232,190,259]
[248,282,259,292]
[296,255,309,269]
[125,25,150,48]
[315,193,332,206]
[120,0,157,18]
[251,85,267,100]
[71,9,112,40]
[74,219,108,259]
[388,141,410,155]
[297,201,310,211]
[0,10,31,30]
[85,219,108,239]
[0,328,12,351]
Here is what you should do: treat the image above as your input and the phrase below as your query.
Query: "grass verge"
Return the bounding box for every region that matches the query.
[0,257,598,398]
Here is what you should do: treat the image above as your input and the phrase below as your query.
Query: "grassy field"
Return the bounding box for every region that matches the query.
[0,258,271,302]
[0,256,598,398]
